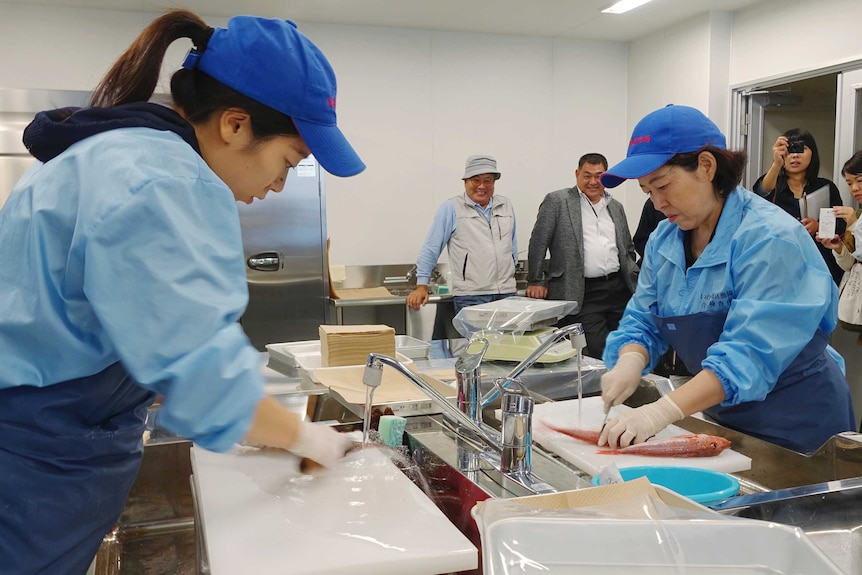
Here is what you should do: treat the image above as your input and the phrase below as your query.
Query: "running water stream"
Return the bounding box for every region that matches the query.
[362,384,376,445]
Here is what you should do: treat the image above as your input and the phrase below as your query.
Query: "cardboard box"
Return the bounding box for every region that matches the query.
[319,324,396,367]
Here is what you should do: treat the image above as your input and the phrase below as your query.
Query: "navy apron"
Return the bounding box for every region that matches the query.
[0,362,155,574]
[655,310,855,454]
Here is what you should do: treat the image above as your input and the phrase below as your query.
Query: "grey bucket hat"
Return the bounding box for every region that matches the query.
[462,155,501,180]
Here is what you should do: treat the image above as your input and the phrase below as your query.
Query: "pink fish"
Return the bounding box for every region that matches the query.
[542,421,602,445]
[597,434,731,457]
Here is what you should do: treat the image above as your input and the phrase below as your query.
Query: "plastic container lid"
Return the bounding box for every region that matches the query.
[591,465,739,506]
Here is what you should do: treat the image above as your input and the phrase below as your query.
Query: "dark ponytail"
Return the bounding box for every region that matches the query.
[90,9,297,142]
[90,10,210,108]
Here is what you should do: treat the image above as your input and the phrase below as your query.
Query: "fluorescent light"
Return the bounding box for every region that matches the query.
[602,0,655,14]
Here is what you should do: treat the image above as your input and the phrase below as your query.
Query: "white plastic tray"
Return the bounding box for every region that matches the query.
[395,335,431,359]
[267,338,428,366]
[295,351,413,384]
[479,515,843,574]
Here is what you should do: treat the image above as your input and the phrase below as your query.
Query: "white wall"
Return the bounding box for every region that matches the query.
[0,2,628,268]
[730,0,862,87]
[615,11,733,231]
[295,24,628,266]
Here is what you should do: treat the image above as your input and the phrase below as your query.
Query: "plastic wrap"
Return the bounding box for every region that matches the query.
[472,480,843,574]
[452,296,578,338]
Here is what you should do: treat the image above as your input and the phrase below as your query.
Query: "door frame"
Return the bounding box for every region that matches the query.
[731,60,862,202]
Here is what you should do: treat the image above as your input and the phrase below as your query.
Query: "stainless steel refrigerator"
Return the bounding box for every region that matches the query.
[0,87,330,350]
[236,157,330,349]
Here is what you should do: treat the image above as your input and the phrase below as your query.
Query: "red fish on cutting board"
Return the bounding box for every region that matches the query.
[597,434,731,458]
[542,421,602,445]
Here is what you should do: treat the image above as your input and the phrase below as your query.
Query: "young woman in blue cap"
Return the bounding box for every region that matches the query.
[0,10,363,573]
[596,104,855,455]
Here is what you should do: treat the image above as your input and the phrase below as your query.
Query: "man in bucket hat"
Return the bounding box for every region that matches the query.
[407,154,519,315]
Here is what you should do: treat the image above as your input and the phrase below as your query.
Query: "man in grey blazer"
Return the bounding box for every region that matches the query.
[526,153,638,359]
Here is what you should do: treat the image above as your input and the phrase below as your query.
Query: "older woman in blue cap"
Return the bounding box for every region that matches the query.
[596,104,854,455]
[0,11,361,573]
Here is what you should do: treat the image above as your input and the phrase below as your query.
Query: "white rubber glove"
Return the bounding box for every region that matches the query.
[598,395,684,448]
[601,351,648,413]
[289,421,354,468]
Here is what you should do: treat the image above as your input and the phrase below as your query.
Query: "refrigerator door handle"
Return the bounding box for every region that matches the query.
[247,252,281,272]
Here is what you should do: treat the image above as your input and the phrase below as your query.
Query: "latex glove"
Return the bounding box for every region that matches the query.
[601,351,647,413]
[289,421,354,468]
[598,395,684,448]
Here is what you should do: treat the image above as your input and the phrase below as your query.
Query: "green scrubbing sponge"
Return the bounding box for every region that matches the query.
[378,415,407,448]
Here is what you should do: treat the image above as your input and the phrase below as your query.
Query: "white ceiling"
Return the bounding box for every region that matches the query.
[6,0,765,42]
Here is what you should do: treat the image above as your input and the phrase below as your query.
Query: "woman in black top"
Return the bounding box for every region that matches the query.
[753,128,845,284]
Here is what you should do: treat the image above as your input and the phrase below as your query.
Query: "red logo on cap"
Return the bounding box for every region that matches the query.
[629,135,650,146]
[327,97,336,109]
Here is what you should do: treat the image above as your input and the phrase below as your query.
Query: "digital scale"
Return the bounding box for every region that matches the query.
[472,327,580,363]
[455,297,581,364]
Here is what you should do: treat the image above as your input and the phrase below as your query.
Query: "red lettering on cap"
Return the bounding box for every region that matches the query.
[327,97,336,109]
[629,135,651,146]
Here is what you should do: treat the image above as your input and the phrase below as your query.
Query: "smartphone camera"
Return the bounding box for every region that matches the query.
[786,139,805,154]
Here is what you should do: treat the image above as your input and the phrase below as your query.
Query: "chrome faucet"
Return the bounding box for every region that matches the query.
[363,353,501,454]
[455,337,489,425]
[480,323,587,409]
[363,353,556,494]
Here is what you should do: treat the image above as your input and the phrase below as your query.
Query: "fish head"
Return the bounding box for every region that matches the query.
[703,435,731,453]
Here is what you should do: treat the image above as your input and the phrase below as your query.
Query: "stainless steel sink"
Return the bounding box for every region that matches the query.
[715,476,862,574]
[94,440,197,575]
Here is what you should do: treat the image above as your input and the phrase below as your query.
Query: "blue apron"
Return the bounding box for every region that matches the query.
[654,310,855,454]
[0,362,155,574]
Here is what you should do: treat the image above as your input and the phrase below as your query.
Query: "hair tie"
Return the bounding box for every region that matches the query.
[182,26,215,70]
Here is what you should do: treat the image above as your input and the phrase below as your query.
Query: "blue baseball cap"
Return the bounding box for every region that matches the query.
[182,16,365,178]
[601,104,726,188]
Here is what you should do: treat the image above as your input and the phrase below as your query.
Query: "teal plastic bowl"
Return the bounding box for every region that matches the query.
[591,466,740,506]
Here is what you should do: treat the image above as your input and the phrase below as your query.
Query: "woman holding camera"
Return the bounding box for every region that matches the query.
[753,128,845,283]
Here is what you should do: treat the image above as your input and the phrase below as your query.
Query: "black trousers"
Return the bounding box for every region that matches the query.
[558,273,631,360]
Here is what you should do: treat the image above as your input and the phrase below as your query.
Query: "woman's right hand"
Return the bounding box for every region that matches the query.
[290,421,354,468]
[772,136,789,167]
[406,285,429,310]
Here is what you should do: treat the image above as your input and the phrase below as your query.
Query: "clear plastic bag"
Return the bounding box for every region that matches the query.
[452,296,578,337]
[472,482,842,574]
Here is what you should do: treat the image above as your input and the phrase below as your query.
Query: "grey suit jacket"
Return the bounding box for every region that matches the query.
[527,186,639,306]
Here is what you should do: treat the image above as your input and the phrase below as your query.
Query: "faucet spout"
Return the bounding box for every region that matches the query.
[363,354,558,495]
[480,323,587,408]
[362,354,501,452]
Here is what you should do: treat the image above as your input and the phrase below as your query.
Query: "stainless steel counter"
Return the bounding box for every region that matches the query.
[96,358,862,575]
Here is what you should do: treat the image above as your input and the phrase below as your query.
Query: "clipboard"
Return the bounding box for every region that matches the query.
[797,185,830,220]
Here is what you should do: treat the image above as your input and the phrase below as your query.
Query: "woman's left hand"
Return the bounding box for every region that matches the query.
[833,206,858,226]
[598,396,684,448]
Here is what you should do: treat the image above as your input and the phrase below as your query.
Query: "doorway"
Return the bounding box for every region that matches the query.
[739,73,838,190]
[734,67,862,429]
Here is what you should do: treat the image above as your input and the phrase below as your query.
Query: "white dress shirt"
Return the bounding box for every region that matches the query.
[579,189,620,278]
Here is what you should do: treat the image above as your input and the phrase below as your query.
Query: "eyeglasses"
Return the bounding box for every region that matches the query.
[468,176,496,187]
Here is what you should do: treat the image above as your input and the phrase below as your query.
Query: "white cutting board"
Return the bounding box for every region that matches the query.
[533,397,751,477]
[191,445,477,575]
